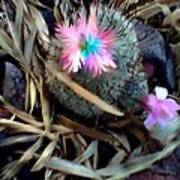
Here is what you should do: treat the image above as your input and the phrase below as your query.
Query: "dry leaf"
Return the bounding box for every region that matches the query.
[31,140,57,171]
[163,9,180,31]
[0,135,38,147]
[39,77,51,131]
[45,62,124,117]
[29,79,37,114]
[45,157,101,179]
[19,137,43,163]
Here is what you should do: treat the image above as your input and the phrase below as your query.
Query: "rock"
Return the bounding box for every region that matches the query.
[3,62,25,109]
[134,20,176,92]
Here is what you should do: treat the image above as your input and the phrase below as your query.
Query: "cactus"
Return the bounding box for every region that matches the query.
[45,1,149,119]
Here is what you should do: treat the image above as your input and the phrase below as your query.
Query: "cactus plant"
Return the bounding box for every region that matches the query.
[45,1,149,118]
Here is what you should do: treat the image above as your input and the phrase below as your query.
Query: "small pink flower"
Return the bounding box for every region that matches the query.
[55,7,117,77]
[142,86,180,129]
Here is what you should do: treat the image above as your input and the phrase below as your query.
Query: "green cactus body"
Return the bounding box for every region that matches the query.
[46,3,149,119]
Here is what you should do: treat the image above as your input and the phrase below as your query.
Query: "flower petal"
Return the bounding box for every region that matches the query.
[55,24,80,46]
[155,86,168,100]
[144,114,157,129]
[152,103,172,120]
[84,52,116,77]
[84,54,102,77]
[156,116,174,127]
[60,50,82,73]
[99,30,117,49]
[164,99,180,111]
[142,94,157,111]
[76,16,86,34]
[87,6,98,34]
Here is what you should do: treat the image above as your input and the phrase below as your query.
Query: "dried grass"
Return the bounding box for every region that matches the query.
[0,0,179,179]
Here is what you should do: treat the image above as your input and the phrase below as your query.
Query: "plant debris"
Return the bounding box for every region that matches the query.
[0,0,179,180]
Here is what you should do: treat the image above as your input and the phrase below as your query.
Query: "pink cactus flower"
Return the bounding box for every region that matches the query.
[142,86,180,129]
[55,7,117,77]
